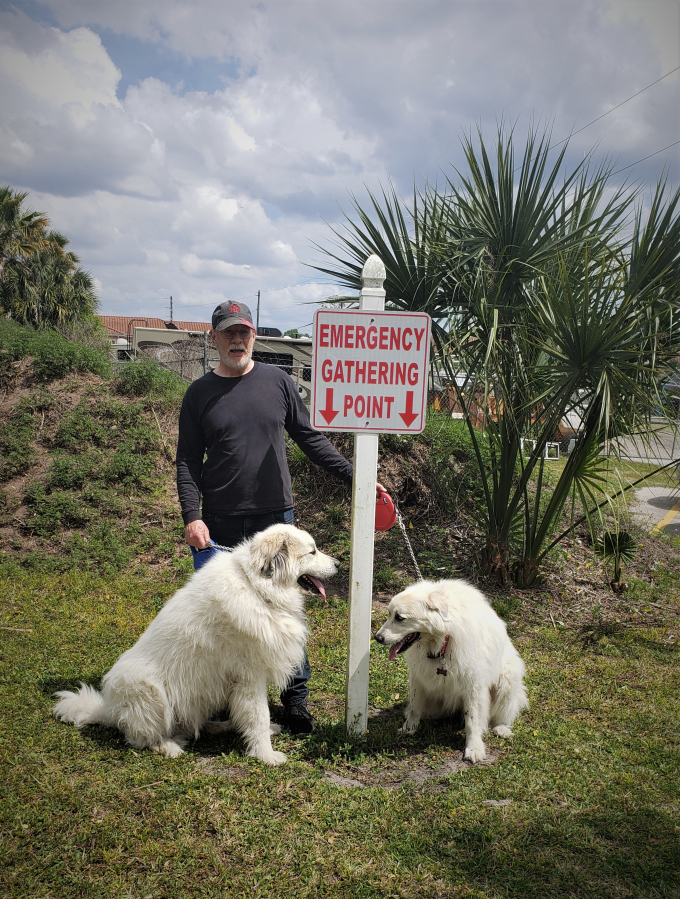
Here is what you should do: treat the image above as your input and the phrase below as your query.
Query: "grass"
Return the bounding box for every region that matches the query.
[1,334,679,896]
[1,553,678,899]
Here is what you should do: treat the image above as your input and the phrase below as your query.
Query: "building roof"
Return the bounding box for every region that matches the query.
[98,315,211,339]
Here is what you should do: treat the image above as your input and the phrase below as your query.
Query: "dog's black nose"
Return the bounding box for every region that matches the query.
[374,632,385,644]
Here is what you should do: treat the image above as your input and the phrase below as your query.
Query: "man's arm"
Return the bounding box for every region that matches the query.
[284,382,353,482]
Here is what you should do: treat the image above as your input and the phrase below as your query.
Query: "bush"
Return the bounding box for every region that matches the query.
[23,483,91,535]
[115,358,186,403]
[421,412,491,511]
[0,319,110,381]
[32,331,110,381]
[0,402,38,482]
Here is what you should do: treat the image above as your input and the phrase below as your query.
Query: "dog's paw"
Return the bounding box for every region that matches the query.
[156,739,185,758]
[464,742,487,763]
[269,722,282,736]
[492,724,513,738]
[255,750,287,766]
[400,718,420,735]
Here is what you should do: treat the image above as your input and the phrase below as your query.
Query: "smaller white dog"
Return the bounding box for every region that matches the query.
[375,579,528,762]
[53,524,336,765]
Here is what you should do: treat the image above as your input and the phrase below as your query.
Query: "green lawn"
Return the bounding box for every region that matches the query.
[1,552,679,899]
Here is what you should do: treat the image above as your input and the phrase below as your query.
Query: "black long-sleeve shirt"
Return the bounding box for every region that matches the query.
[176,362,353,525]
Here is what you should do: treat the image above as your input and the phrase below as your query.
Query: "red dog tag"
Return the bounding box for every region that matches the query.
[375,492,397,531]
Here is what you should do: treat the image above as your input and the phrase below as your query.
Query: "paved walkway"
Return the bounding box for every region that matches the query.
[610,420,680,464]
[632,486,680,536]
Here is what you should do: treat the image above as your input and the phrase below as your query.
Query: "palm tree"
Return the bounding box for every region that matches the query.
[0,189,99,328]
[313,126,680,584]
[0,186,50,283]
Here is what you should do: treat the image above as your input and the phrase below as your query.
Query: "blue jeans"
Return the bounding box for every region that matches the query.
[198,508,310,708]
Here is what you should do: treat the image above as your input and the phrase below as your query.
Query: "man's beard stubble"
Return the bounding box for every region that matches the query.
[223,344,253,373]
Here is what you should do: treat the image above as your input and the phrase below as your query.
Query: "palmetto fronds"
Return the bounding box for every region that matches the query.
[313,126,680,584]
[0,187,98,328]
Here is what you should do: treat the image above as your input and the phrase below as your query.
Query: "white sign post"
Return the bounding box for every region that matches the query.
[312,255,431,736]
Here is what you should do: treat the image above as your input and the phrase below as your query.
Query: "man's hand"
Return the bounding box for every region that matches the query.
[184,519,211,549]
[376,482,388,497]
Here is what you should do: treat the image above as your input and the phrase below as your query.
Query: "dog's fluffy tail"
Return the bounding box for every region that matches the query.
[53,683,109,728]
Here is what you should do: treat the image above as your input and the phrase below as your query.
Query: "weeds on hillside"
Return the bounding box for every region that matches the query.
[0,318,110,382]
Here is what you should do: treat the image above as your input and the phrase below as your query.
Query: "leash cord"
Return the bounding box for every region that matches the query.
[392,499,424,582]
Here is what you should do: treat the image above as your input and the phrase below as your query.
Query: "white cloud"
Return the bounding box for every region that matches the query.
[0,1,676,331]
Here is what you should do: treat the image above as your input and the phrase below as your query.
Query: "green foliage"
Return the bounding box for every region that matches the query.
[0,400,39,482]
[115,358,187,404]
[420,411,490,510]
[31,330,110,380]
[0,317,109,381]
[316,124,680,585]
[23,482,92,535]
[594,530,638,586]
[0,186,99,328]
[284,328,310,338]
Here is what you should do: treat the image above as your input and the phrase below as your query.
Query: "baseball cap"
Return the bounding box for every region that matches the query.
[212,301,256,332]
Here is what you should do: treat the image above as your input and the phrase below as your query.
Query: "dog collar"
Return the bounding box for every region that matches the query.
[427,634,450,661]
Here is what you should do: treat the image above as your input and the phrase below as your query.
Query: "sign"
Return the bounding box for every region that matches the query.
[312,309,431,433]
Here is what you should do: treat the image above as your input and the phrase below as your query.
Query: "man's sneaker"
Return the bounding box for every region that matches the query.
[284,701,315,735]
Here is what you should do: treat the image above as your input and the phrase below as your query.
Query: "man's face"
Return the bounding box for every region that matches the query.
[211,324,255,372]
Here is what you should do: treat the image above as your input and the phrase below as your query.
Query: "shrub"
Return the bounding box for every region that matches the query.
[0,319,110,381]
[32,331,110,381]
[0,402,38,482]
[115,358,186,403]
[23,483,91,535]
[103,449,156,490]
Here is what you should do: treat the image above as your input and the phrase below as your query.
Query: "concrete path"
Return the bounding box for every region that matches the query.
[632,486,680,536]
[610,420,680,465]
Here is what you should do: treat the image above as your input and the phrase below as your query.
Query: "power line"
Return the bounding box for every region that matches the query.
[549,65,680,152]
[612,139,680,176]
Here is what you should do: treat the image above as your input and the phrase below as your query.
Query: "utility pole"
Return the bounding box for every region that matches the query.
[169,296,173,322]
[256,290,261,332]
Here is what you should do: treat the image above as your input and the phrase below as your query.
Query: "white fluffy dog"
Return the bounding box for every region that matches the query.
[53,524,336,765]
[375,579,528,762]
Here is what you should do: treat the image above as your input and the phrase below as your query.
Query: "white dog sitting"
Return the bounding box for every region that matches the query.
[375,579,528,762]
[53,524,336,765]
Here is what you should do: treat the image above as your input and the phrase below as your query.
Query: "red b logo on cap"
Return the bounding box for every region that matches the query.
[229,303,240,313]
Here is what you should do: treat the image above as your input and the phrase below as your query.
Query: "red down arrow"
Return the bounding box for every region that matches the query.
[399,391,419,427]
[319,388,339,424]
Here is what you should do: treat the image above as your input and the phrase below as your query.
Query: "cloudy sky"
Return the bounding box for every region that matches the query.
[0,0,678,332]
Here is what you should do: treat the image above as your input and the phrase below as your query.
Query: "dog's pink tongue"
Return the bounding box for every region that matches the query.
[308,576,326,602]
[388,641,403,662]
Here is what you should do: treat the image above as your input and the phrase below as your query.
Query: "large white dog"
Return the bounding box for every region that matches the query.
[54,524,336,765]
[375,579,528,762]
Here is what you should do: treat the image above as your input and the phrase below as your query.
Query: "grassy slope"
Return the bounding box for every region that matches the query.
[0,342,678,898]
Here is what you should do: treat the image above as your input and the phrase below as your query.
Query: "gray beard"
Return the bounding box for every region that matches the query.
[223,347,253,372]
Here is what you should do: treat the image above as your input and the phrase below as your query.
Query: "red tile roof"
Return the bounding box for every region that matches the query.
[99,315,211,339]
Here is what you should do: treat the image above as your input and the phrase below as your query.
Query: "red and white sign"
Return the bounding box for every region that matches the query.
[312,309,431,433]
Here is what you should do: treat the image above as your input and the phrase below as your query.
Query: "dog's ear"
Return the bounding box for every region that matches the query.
[251,531,291,583]
[425,590,450,621]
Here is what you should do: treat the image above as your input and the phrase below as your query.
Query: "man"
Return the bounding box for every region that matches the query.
[177,300,375,735]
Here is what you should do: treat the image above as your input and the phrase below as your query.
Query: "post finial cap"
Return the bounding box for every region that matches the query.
[361,254,386,289]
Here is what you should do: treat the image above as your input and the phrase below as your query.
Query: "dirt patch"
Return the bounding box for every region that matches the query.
[322,749,500,790]
[194,757,250,780]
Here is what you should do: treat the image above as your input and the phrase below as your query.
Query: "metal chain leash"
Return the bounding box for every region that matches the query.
[392,498,423,582]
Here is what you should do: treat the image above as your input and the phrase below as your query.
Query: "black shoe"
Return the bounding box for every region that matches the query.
[284,701,315,735]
